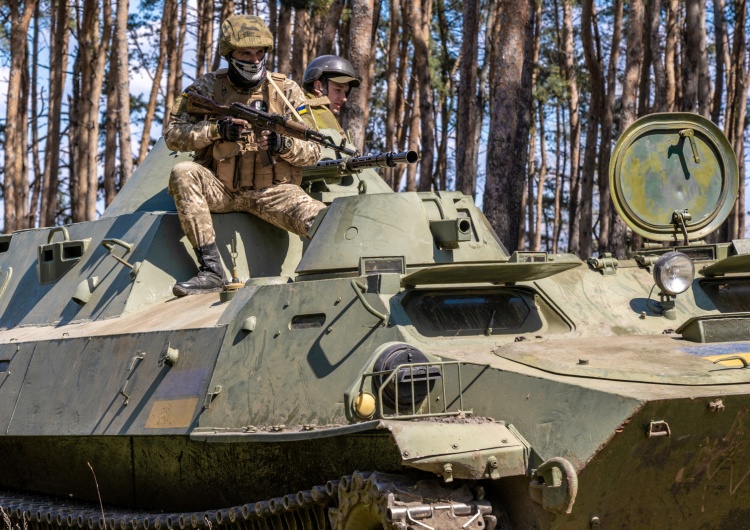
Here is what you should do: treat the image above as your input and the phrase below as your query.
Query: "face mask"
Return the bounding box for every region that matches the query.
[228,56,267,85]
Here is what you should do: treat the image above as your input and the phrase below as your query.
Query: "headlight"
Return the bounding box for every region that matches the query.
[653,251,695,295]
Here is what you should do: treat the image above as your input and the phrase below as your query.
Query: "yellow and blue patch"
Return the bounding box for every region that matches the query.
[682,342,750,367]
[296,104,309,115]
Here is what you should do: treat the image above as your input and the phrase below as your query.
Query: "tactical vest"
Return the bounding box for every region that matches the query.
[211,70,300,191]
[301,94,344,134]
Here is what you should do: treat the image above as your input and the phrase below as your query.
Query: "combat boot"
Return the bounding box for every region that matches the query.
[173,242,227,297]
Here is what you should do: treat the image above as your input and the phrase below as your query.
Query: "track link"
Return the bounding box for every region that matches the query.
[1,472,497,530]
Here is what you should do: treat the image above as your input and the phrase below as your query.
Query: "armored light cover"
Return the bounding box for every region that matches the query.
[653,251,695,296]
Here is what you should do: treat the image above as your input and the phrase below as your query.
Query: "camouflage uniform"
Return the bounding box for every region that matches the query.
[298,93,344,134]
[166,71,324,248]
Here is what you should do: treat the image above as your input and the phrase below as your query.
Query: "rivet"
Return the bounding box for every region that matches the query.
[326,326,334,334]
[452,444,459,449]
[402,450,410,458]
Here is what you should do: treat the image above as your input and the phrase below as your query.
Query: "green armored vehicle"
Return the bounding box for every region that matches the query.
[1,113,750,529]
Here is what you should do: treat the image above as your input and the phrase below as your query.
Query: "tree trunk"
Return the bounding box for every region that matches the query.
[406,74,420,191]
[562,0,582,254]
[580,0,604,258]
[712,0,729,124]
[137,0,172,164]
[3,0,37,233]
[28,2,42,228]
[383,0,402,188]
[342,0,375,152]
[682,0,709,116]
[598,0,623,254]
[277,2,293,76]
[650,0,667,111]
[72,0,112,221]
[664,0,678,111]
[483,0,534,251]
[214,0,235,72]
[291,7,309,83]
[534,99,548,251]
[317,0,345,55]
[104,65,119,206]
[40,0,70,227]
[455,0,480,197]
[114,0,133,188]
[615,0,644,257]
[163,0,179,134]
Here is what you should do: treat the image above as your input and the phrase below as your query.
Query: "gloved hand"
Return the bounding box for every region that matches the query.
[217,116,247,142]
[261,131,292,154]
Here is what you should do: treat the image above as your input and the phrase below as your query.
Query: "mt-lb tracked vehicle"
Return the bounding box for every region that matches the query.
[1,113,750,529]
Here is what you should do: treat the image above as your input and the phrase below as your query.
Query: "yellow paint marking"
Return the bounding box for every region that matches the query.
[704,353,750,368]
[145,397,199,429]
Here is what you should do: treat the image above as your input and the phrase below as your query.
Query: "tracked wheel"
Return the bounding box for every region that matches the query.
[328,472,497,530]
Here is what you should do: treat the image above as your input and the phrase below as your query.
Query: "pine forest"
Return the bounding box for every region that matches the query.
[0,0,748,258]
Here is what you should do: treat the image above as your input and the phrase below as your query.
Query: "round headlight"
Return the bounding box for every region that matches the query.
[653,251,695,295]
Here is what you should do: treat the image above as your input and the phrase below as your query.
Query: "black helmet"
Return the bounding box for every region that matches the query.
[303,55,360,91]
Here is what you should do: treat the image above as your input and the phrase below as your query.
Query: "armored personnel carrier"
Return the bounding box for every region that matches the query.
[1,113,749,529]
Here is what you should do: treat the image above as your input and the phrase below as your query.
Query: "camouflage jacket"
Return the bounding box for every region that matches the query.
[164,71,320,168]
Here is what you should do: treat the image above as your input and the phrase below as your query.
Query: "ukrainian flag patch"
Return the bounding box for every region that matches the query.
[296,104,309,115]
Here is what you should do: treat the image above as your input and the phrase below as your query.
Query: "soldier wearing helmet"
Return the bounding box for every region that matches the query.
[165,15,324,297]
[298,55,360,133]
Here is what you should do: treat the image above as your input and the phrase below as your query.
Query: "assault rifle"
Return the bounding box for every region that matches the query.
[185,91,359,168]
[302,150,419,183]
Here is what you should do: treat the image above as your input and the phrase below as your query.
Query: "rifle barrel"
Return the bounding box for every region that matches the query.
[345,151,419,170]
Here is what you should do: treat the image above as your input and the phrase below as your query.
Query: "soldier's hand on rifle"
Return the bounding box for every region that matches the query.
[259,130,292,154]
[217,116,248,142]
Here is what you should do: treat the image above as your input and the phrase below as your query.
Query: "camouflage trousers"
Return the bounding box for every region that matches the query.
[168,161,326,248]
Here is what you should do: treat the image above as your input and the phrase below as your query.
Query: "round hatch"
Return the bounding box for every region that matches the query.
[609,113,738,241]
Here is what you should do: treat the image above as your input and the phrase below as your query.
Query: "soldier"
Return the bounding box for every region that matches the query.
[165,15,324,297]
[298,55,360,132]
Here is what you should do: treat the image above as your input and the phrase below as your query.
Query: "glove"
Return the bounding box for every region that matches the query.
[265,132,293,154]
[217,116,245,142]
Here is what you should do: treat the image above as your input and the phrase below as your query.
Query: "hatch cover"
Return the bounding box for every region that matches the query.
[610,113,738,242]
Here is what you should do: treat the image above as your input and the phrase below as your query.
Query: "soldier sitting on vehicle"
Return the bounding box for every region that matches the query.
[165,14,325,297]
[298,55,360,133]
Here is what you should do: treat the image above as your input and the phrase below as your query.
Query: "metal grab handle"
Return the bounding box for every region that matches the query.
[101,238,141,279]
[47,226,70,244]
[350,279,389,326]
[119,352,145,406]
[679,129,700,164]
[712,355,750,368]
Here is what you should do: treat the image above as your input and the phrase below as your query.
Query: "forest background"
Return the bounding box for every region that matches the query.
[0,0,749,259]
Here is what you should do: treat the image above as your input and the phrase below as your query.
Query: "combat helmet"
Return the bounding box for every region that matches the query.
[303,55,360,91]
[219,15,274,57]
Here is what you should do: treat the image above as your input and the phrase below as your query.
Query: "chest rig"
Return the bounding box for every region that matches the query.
[211,70,301,191]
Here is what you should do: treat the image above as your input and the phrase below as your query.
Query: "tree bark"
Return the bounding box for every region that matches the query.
[562,0,582,254]
[455,0,480,197]
[615,0,644,257]
[114,0,133,188]
[712,0,729,124]
[664,0,678,111]
[277,2,293,76]
[40,0,70,227]
[291,7,309,83]
[682,0,709,116]
[137,0,172,164]
[3,0,37,233]
[483,0,534,251]
[580,0,604,258]
[598,0,623,254]
[70,0,112,222]
[317,0,345,55]
[650,0,667,111]
[383,0,402,188]
[342,0,376,153]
